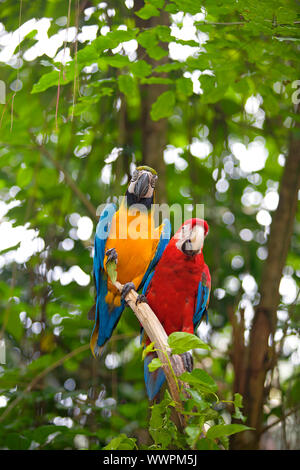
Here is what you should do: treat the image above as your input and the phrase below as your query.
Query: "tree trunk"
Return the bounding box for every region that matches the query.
[231,117,300,449]
[134,0,169,202]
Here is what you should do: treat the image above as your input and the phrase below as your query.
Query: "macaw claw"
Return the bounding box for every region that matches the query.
[180,351,193,373]
[106,248,118,265]
[121,282,135,302]
[136,294,148,306]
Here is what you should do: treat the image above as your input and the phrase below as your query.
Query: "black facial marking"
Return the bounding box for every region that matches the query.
[125,190,154,210]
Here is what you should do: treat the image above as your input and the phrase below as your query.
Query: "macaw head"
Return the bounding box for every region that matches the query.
[175,218,209,257]
[126,166,158,206]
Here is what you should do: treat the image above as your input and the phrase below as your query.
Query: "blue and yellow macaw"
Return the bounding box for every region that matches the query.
[90,166,171,357]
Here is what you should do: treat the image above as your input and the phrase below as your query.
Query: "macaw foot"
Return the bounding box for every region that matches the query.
[136,294,148,306]
[121,282,135,302]
[105,248,118,265]
[180,352,193,373]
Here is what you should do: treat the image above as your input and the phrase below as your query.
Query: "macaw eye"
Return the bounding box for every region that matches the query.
[150,174,158,188]
[131,170,139,182]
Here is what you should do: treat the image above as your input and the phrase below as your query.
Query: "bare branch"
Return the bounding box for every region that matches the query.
[260,406,300,436]
[113,280,187,430]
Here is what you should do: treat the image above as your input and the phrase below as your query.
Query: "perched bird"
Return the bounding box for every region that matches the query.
[90,166,171,357]
[142,218,211,400]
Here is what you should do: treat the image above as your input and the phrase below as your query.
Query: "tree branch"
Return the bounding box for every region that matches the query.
[260,405,300,436]
[2,139,98,221]
[0,343,89,423]
[113,280,187,431]
[231,111,300,449]
[35,144,98,221]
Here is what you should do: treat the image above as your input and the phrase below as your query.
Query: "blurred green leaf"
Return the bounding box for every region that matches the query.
[135,4,160,20]
[206,424,254,440]
[180,368,217,393]
[150,90,175,120]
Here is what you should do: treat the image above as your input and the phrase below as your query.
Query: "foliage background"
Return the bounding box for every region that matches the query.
[0,0,299,450]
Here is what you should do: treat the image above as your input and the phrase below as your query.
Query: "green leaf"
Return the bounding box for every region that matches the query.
[185,389,210,410]
[117,74,136,98]
[106,260,117,284]
[93,29,138,53]
[153,25,172,42]
[104,54,130,68]
[31,70,60,93]
[149,0,165,7]
[149,397,176,449]
[130,60,152,78]
[103,434,136,450]
[169,0,203,15]
[76,44,99,64]
[180,368,217,392]
[150,427,172,448]
[137,30,168,60]
[6,433,31,450]
[16,166,33,188]
[154,62,183,73]
[196,438,220,450]
[137,30,156,50]
[150,403,164,429]
[147,45,168,60]
[234,393,243,409]
[148,357,162,372]
[142,341,156,360]
[233,406,247,423]
[176,77,193,96]
[185,425,200,441]
[31,53,92,94]
[5,308,24,341]
[232,393,246,422]
[168,331,211,354]
[150,90,175,121]
[27,353,57,372]
[32,425,66,444]
[135,4,160,20]
[206,424,254,441]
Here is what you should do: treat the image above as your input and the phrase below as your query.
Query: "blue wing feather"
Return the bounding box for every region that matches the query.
[193,282,210,330]
[139,270,155,346]
[141,270,155,297]
[144,352,166,400]
[140,220,171,400]
[91,203,125,354]
[140,223,169,346]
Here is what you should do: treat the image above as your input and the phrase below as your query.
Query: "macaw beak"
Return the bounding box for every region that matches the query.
[181,239,198,257]
[134,172,150,200]
[181,225,205,256]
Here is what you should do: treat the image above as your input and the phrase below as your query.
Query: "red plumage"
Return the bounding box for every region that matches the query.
[145,219,211,339]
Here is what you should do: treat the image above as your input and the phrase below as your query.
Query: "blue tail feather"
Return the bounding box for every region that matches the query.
[144,352,166,400]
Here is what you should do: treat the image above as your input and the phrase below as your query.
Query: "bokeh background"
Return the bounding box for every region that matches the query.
[0,0,299,450]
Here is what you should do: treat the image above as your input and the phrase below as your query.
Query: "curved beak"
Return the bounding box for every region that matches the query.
[134,172,150,200]
[181,239,198,257]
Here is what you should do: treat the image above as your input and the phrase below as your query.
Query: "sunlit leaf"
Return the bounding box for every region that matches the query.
[168,331,211,354]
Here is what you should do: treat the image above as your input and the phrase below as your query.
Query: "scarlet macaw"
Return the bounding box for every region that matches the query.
[90,166,171,357]
[141,218,211,400]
